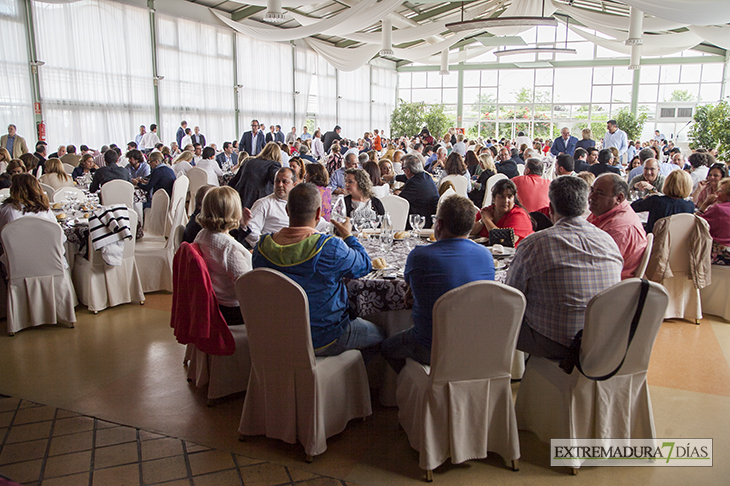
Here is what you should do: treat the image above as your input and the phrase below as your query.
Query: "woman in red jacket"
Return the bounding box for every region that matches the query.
[471,178,533,246]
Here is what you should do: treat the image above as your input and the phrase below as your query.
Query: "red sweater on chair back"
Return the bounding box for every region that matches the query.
[170,242,235,355]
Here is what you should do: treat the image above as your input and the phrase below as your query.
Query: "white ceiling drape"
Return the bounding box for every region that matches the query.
[687,25,730,51]
[568,24,703,57]
[620,0,730,26]
[553,1,688,32]
[304,37,381,72]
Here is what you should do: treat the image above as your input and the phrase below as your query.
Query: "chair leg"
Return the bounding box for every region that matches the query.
[695,319,700,325]
[305,454,314,463]
[425,470,433,482]
[570,467,579,475]
[8,332,14,337]
[511,459,520,471]
[140,300,145,305]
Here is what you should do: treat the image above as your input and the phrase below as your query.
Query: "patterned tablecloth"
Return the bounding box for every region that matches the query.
[346,235,511,317]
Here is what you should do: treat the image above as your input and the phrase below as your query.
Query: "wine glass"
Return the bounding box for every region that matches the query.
[414,215,425,236]
[408,214,420,237]
[380,230,393,252]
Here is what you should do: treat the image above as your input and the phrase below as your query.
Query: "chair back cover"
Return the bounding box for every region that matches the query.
[62,163,74,175]
[186,167,209,214]
[52,186,87,203]
[482,173,508,208]
[100,179,134,208]
[236,268,315,370]
[634,233,654,278]
[0,188,9,197]
[39,183,55,200]
[170,175,189,222]
[143,189,169,237]
[88,211,138,265]
[580,278,669,378]
[437,187,457,211]
[431,281,526,383]
[665,213,694,274]
[439,175,467,198]
[1,217,76,332]
[380,195,410,231]
[166,200,187,250]
[171,242,234,355]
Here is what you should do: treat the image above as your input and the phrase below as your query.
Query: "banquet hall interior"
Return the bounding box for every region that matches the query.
[1,0,730,485]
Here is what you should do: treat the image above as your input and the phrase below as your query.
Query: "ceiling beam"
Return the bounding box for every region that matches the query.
[408,2,477,23]
[231,6,265,22]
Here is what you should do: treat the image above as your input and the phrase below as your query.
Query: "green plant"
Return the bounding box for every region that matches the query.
[688,101,730,162]
[668,89,696,102]
[423,104,454,140]
[390,99,425,138]
[614,108,647,141]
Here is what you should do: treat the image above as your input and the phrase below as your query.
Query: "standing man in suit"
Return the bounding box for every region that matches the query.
[215,142,238,169]
[240,120,265,157]
[192,126,206,147]
[33,141,48,170]
[323,125,342,154]
[1,124,29,159]
[274,125,285,144]
[266,125,276,144]
[550,127,578,157]
[285,127,297,145]
[176,121,187,149]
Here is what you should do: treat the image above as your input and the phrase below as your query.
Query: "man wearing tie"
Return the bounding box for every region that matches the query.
[240,120,266,157]
[550,127,578,157]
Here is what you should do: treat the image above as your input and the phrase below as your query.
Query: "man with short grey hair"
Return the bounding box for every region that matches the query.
[397,154,439,228]
[628,147,662,180]
[506,176,622,360]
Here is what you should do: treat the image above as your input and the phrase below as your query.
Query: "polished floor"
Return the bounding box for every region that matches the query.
[1,293,729,485]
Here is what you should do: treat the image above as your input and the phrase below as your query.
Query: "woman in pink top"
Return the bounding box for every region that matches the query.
[692,163,726,206]
[698,177,730,265]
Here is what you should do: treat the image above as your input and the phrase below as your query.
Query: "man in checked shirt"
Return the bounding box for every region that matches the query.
[505,176,623,360]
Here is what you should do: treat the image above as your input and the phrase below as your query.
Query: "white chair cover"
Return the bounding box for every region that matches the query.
[62,163,74,175]
[52,186,87,204]
[437,187,457,212]
[700,265,730,321]
[142,190,170,239]
[396,281,525,473]
[39,183,55,200]
[100,179,135,209]
[236,268,372,458]
[167,175,189,237]
[135,200,186,293]
[515,279,669,468]
[186,168,209,215]
[439,175,468,198]
[517,164,525,175]
[186,326,252,400]
[655,213,702,320]
[73,211,144,313]
[0,188,10,197]
[380,195,409,231]
[482,173,508,208]
[634,233,654,278]
[1,217,77,334]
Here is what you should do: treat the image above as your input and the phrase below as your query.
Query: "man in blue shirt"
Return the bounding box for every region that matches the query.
[253,183,385,360]
[381,196,496,373]
[137,152,176,208]
[125,149,150,180]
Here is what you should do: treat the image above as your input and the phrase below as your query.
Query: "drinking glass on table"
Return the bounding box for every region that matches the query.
[409,214,425,237]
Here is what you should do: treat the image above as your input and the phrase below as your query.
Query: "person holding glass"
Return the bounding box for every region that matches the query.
[470,178,533,246]
[692,163,727,207]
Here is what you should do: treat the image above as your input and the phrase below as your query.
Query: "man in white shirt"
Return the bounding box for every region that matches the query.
[602,119,628,162]
[181,128,193,150]
[140,124,161,152]
[245,168,328,246]
[196,147,223,186]
[135,126,146,149]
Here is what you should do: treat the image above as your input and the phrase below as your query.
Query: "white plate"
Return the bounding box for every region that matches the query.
[487,246,516,256]
[418,229,434,237]
[495,261,507,270]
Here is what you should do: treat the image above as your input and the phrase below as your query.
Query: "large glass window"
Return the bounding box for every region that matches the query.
[0,0,33,142]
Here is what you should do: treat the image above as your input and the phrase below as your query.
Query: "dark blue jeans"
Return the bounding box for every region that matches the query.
[315,317,386,364]
[380,327,431,374]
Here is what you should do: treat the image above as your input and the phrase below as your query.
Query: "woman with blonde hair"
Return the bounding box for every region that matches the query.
[194,186,252,326]
[0,173,57,234]
[171,150,194,177]
[40,158,73,191]
[0,147,11,173]
[383,143,396,161]
[630,168,695,233]
[575,128,595,151]
[469,152,497,206]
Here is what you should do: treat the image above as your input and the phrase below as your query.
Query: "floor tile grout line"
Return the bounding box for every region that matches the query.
[230,451,246,486]
[89,416,98,486]
[136,427,144,486]
[181,439,195,485]
[34,404,57,486]
[283,464,296,485]
[0,397,21,451]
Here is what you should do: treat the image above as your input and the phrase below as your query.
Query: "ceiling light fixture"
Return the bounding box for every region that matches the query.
[380,18,394,57]
[264,0,285,23]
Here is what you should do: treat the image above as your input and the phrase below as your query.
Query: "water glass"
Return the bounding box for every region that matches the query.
[380,231,394,252]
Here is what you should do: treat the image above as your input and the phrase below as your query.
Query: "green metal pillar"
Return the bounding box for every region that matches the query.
[233,35,240,138]
[148,0,161,130]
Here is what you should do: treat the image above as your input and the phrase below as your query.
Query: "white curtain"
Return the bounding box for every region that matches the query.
[337,66,371,140]
[33,0,155,150]
[236,34,293,135]
[294,45,316,130]
[315,56,337,134]
[156,13,236,147]
[0,0,34,145]
[371,65,397,137]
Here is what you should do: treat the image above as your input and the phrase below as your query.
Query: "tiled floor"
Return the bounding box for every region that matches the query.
[1,292,730,485]
[0,397,349,486]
